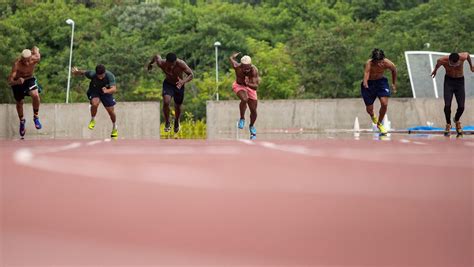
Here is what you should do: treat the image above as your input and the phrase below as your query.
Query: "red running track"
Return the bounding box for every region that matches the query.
[1,137,473,266]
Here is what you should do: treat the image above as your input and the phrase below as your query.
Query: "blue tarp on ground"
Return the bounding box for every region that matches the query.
[407,126,474,131]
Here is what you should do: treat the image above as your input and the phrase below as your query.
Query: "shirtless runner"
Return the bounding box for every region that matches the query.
[229,52,260,140]
[431,52,473,136]
[147,53,193,133]
[361,48,397,135]
[7,47,42,138]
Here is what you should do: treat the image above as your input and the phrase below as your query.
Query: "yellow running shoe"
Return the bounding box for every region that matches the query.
[88,119,96,130]
[371,115,378,125]
[377,122,387,135]
[444,123,451,136]
[111,128,118,138]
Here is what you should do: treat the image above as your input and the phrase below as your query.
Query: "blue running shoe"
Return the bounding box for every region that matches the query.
[33,116,42,129]
[250,125,256,140]
[19,119,26,137]
[238,118,245,129]
[250,125,256,135]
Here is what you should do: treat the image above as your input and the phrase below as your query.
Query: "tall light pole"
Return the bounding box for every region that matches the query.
[66,19,75,103]
[214,41,221,101]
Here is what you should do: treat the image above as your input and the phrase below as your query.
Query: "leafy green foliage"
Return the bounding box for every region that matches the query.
[0,0,471,119]
[246,38,300,99]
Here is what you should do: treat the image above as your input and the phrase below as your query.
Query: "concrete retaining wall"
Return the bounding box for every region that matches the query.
[0,102,160,139]
[3,99,472,140]
[206,98,474,139]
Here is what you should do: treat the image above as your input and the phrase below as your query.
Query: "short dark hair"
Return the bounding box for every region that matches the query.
[166,53,177,63]
[96,64,106,75]
[371,48,385,62]
[449,53,459,63]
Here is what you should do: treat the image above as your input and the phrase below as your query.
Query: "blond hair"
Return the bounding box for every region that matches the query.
[240,55,251,64]
[21,49,32,59]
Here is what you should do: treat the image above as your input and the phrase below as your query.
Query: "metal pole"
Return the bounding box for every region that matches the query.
[66,19,75,103]
[214,41,221,101]
[215,46,219,101]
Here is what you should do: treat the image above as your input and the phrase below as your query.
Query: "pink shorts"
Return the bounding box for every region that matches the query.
[232,81,258,100]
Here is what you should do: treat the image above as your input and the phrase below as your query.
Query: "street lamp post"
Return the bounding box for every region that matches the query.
[66,19,75,103]
[214,41,221,101]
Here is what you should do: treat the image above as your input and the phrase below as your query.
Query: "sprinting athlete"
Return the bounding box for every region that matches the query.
[147,52,193,133]
[229,52,260,140]
[7,47,43,137]
[72,64,118,138]
[361,48,397,135]
[431,52,473,136]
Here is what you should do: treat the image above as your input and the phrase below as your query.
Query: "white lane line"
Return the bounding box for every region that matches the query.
[19,149,470,197]
[259,141,313,156]
[8,140,473,196]
[80,146,241,156]
[12,140,104,165]
[86,140,102,146]
[13,142,82,164]
[399,139,411,143]
[240,140,312,156]
[238,139,255,145]
[13,142,242,167]
[465,142,474,147]
[259,141,277,149]
[413,141,427,145]
[243,140,471,168]
[41,142,82,154]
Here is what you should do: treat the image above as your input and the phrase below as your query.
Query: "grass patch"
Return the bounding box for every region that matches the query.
[160,111,206,139]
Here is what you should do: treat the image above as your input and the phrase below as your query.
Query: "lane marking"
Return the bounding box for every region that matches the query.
[86,140,102,146]
[7,140,473,198]
[12,141,90,165]
[13,147,466,199]
[241,140,471,168]
[259,141,314,156]
[237,139,255,145]
[13,142,81,164]
[40,142,82,154]
[413,141,427,145]
[13,142,242,167]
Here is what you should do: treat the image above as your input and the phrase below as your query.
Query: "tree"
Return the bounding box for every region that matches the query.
[1,0,471,113]
[246,38,300,99]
